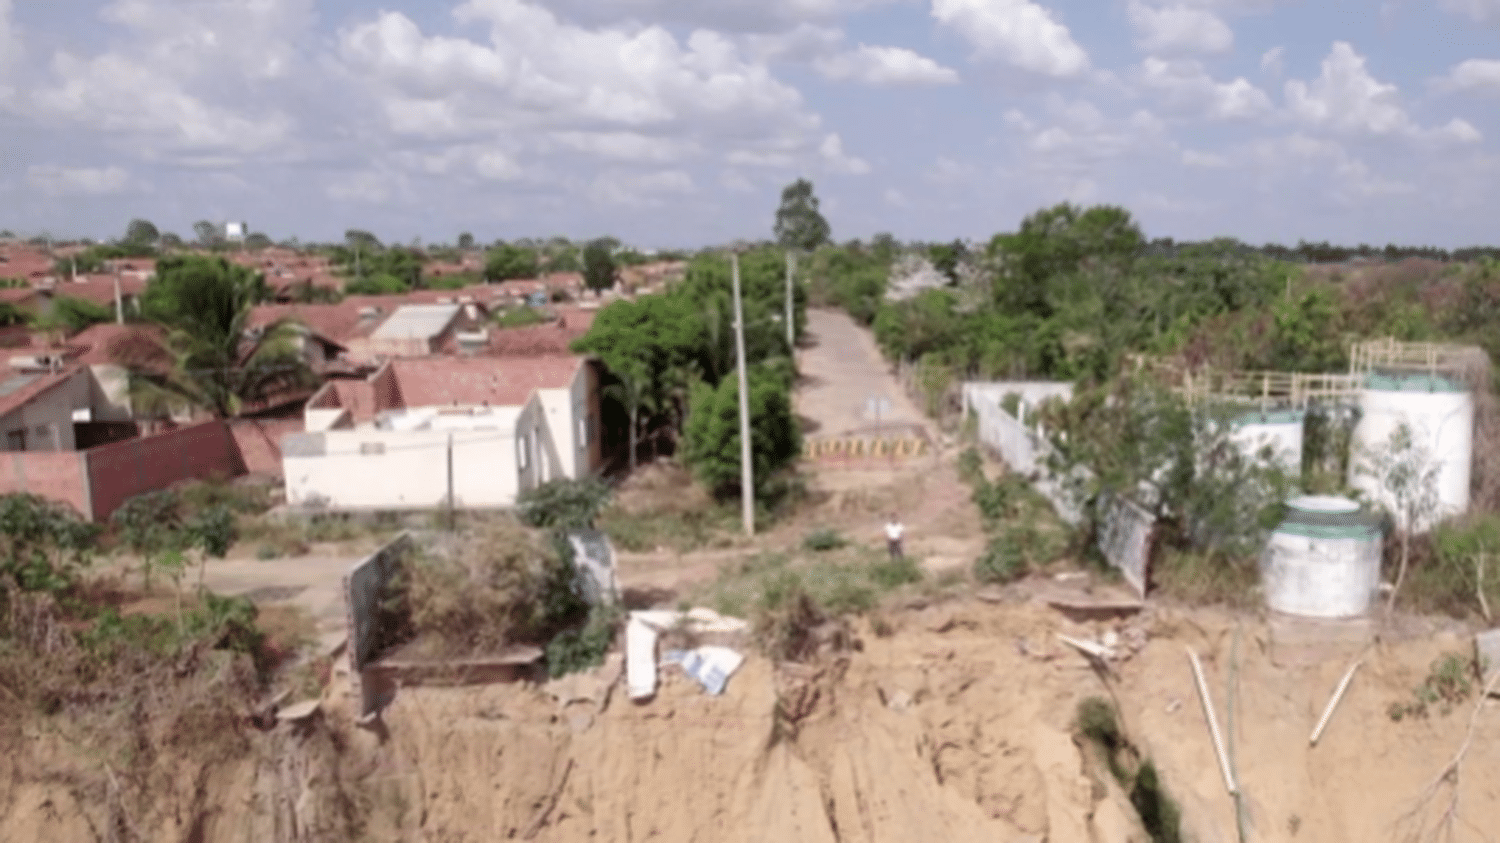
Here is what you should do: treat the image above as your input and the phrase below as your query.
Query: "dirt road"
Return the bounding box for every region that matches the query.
[796,309,928,438]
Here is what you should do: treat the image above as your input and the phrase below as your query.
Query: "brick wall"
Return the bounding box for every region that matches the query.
[84,420,246,521]
[0,451,91,518]
[229,417,305,478]
[370,361,402,413]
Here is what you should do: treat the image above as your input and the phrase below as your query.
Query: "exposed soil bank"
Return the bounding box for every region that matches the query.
[3,598,1497,842]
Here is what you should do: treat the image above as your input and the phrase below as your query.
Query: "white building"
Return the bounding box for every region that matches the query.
[282,355,601,511]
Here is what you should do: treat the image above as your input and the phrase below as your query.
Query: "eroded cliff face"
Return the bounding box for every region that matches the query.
[3,599,1496,843]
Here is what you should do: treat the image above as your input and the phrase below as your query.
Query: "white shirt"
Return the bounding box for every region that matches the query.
[884,521,904,541]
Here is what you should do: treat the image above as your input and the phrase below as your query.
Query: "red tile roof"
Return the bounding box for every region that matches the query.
[484,307,596,357]
[249,303,372,347]
[0,246,56,280]
[67,323,163,366]
[388,356,582,409]
[51,274,147,307]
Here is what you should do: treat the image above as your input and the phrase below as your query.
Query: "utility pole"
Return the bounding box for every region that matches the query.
[731,250,755,536]
[784,250,796,354]
[446,432,456,532]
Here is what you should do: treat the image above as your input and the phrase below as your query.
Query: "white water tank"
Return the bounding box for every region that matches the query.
[1348,373,1473,529]
[1261,495,1383,619]
[1230,409,1304,476]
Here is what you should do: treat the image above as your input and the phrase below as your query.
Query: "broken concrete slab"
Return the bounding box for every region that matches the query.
[1476,628,1500,691]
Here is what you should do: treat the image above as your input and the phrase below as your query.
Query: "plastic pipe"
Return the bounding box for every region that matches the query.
[1187,647,1238,795]
[1309,661,1362,746]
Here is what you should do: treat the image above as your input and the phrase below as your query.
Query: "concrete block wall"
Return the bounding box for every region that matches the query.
[85,420,245,520]
[0,451,92,518]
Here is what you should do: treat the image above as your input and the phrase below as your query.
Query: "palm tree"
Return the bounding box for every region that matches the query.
[604,364,654,473]
[121,255,314,419]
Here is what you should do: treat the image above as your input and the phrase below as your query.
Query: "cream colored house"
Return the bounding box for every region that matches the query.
[281,355,600,511]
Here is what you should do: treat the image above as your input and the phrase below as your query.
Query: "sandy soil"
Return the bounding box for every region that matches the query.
[10,596,1494,842]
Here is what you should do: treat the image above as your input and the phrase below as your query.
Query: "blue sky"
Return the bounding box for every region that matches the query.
[1,0,1498,249]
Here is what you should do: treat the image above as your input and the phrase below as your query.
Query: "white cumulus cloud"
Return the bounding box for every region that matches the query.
[340,2,813,138]
[813,44,960,86]
[27,164,132,196]
[1260,46,1284,76]
[820,133,871,174]
[1128,1,1234,55]
[1440,59,1500,94]
[930,0,1090,77]
[1139,58,1273,119]
[1286,42,1483,144]
[21,0,308,161]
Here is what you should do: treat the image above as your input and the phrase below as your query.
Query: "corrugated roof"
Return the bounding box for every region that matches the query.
[370,304,461,341]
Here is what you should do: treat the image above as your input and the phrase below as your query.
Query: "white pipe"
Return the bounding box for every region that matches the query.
[1309,661,1362,746]
[1187,647,1238,795]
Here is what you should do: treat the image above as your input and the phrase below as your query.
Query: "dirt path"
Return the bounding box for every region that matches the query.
[796,309,929,438]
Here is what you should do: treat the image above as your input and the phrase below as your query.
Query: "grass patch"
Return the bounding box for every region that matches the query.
[494,306,550,328]
[597,505,740,553]
[802,528,847,552]
[236,512,400,558]
[1387,652,1477,721]
[697,549,923,661]
[546,604,623,678]
[1149,548,1259,608]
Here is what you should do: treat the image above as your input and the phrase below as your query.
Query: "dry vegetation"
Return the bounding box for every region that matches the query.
[393,519,584,660]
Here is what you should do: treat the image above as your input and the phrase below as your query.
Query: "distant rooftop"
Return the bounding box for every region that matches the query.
[369,304,461,341]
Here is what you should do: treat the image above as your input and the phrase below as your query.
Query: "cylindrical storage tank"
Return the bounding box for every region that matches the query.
[1261,495,1383,618]
[1347,372,1473,527]
[1230,408,1305,476]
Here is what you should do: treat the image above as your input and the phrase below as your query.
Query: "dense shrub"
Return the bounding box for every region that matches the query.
[518,478,613,531]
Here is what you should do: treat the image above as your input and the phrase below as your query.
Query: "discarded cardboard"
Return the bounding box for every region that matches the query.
[663,647,745,696]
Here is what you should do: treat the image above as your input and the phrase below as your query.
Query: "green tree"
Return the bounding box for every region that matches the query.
[0,301,29,327]
[605,364,652,473]
[582,239,617,292]
[681,365,801,498]
[457,231,475,251]
[124,218,159,248]
[193,220,223,249]
[1358,423,1442,611]
[0,493,98,597]
[344,229,381,278]
[49,296,113,333]
[484,243,540,282]
[988,203,1144,317]
[243,232,273,251]
[773,178,832,251]
[126,255,310,418]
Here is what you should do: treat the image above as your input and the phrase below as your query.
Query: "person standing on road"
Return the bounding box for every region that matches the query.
[884,514,905,560]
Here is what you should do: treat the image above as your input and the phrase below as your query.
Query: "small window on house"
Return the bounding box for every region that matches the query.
[577,417,589,446]
[359,442,386,455]
[517,435,529,469]
[4,430,24,451]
